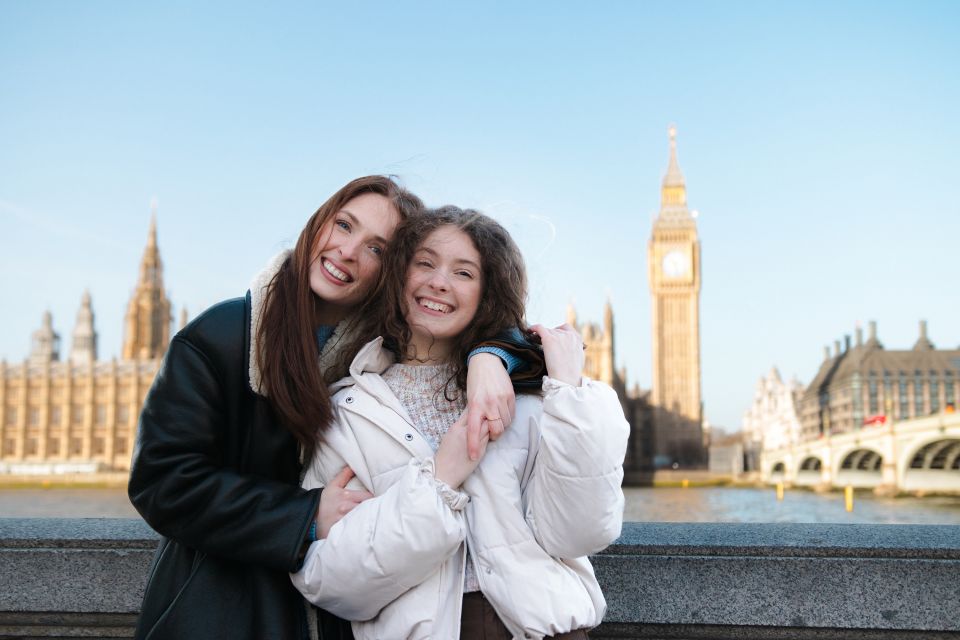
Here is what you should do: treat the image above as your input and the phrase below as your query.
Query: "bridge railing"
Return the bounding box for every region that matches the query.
[1,519,958,639]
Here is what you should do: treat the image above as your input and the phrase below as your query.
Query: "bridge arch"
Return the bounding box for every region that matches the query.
[835,448,883,488]
[840,449,883,471]
[769,461,786,482]
[795,456,824,487]
[901,438,960,492]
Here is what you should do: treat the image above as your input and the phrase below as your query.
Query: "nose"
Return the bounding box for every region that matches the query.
[427,270,450,292]
[338,237,362,261]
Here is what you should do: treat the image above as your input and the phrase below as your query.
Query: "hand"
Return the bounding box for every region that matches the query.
[529,323,584,387]
[317,466,373,539]
[465,352,516,461]
[434,415,488,489]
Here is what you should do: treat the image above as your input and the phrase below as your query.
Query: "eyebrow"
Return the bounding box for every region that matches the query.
[417,246,481,271]
[339,209,389,245]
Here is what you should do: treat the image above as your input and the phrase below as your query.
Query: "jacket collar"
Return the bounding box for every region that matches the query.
[247,250,359,396]
[330,338,438,459]
[329,336,396,395]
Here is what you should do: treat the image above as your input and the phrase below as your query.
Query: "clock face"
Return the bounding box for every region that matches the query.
[662,250,688,279]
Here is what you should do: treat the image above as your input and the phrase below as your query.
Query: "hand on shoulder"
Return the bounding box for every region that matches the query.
[529,323,584,387]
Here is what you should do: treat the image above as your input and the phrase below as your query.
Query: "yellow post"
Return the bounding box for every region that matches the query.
[681,478,689,489]
[845,485,854,512]
[776,482,784,501]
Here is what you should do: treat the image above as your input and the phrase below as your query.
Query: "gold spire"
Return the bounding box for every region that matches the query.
[660,124,687,210]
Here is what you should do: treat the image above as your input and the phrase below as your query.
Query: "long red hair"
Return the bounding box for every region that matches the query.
[257,176,423,458]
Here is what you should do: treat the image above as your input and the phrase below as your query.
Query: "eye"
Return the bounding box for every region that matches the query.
[369,245,384,257]
[415,259,433,268]
[335,218,351,231]
[455,270,474,279]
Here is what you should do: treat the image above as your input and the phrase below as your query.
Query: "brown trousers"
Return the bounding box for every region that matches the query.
[460,592,590,640]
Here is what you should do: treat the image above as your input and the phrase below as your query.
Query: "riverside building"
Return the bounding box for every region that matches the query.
[798,321,960,438]
[0,215,174,474]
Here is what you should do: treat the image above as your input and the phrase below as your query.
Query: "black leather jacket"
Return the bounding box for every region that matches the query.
[128,294,351,640]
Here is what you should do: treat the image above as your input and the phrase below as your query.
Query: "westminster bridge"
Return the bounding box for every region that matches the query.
[762,412,960,492]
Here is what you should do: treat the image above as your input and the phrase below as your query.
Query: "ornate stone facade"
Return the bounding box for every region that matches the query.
[741,368,804,470]
[0,217,171,473]
[648,126,706,467]
[797,321,960,439]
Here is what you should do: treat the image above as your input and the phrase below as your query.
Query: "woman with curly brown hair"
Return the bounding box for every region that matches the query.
[292,206,629,639]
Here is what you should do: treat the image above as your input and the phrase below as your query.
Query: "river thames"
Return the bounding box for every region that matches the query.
[3,486,960,524]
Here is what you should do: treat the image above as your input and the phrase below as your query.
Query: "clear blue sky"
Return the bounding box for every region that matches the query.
[2,1,958,431]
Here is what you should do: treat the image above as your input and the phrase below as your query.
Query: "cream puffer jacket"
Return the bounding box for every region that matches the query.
[291,338,629,640]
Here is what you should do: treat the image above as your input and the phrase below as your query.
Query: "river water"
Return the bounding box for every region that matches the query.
[3,486,960,524]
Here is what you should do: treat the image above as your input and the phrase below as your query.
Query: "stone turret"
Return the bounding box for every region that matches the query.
[70,290,98,366]
[29,311,60,365]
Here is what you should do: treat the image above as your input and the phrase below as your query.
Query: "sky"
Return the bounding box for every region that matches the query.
[1,1,958,432]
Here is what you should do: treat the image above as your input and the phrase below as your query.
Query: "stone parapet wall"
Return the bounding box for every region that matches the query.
[1,519,958,639]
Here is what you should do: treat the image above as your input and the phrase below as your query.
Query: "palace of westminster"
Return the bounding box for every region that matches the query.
[0,129,712,478]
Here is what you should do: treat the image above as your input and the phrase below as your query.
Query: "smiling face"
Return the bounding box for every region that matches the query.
[402,225,483,362]
[308,192,401,323]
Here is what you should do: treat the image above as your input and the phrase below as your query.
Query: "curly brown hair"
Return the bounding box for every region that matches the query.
[257,176,423,457]
[335,205,531,397]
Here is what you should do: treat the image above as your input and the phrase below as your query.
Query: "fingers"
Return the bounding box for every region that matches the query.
[475,428,491,459]
[464,406,484,461]
[330,466,355,489]
[486,418,502,441]
[337,490,372,515]
[342,488,373,503]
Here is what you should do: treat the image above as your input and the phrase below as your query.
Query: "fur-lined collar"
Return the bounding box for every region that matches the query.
[247,250,360,396]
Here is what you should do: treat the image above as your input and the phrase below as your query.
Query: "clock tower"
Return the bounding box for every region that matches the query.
[648,126,705,467]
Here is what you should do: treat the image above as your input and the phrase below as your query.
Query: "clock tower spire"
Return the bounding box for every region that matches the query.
[661,125,687,211]
[648,125,705,467]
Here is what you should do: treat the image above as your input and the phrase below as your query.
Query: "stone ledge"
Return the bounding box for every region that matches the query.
[605,522,960,559]
[1,519,959,639]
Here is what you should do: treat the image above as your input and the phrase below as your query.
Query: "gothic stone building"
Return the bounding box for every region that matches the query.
[741,368,805,471]
[0,216,173,473]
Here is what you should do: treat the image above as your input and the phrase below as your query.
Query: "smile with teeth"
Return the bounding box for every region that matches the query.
[418,298,452,313]
[322,259,352,283]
